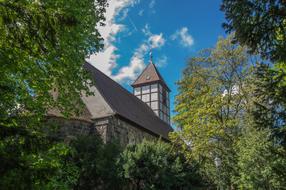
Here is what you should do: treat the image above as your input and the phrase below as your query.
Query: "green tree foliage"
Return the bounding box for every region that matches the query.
[0,0,107,188]
[221,0,286,62]
[70,135,122,190]
[0,0,107,123]
[0,129,79,189]
[252,63,286,147]
[235,126,286,189]
[172,34,255,188]
[173,34,286,189]
[117,140,204,190]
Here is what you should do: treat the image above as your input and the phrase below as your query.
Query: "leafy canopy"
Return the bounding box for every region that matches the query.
[171,34,255,188]
[0,0,107,188]
[221,0,286,62]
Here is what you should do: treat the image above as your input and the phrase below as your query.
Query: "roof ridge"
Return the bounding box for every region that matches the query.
[131,62,154,86]
[83,62,173,140]
[84,61,157,116]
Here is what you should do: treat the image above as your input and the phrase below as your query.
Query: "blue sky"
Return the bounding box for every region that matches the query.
[87,0,226,117]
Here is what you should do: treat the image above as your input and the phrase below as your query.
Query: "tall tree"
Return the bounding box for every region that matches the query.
[0,0,107,188]
[252,63,286,147]
[235,124,286,189]
[221,0,286,62]
[171,34,254,188]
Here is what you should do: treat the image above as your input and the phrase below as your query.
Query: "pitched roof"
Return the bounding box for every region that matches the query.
[131,63,170,91]
[84,62,173,140]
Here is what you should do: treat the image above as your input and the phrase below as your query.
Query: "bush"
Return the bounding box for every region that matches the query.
[70,135,122,190]
[117,140,205,190]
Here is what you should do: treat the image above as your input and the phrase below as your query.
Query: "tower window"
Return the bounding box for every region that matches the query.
[134,87,141,95]
[151,102,158,109]
[142,94,150,102]
[151,93,158,101]
[151,84,158,92]
[142,85,150,94]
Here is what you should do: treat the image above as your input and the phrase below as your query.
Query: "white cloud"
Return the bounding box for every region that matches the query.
[113,44,148,82]
[142,24,152,36]
[113,31,165,82]
[86,0,140,77]
[171,27,194,47]
[86,2,165,84]
[86,46,118,77]
[148,33,165,48]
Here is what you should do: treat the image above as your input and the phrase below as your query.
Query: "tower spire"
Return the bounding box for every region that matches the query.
[149,48,153,63]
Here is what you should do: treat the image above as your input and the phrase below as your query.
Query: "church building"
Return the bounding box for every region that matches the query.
[47,57,173,145]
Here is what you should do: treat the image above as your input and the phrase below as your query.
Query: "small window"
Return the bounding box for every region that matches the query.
[151,93,158,101]
[151,102,158,109]
[134,87,141,95]
[142,94,150,102]
[136,95,141,99]
[151,84,158,92]
[142,85,150,94]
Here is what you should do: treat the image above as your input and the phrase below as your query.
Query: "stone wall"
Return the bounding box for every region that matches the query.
[98,115,156,146]
[46,115,158,146]
[45,116,93,141]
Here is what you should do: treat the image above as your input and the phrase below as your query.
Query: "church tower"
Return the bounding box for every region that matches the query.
[131,53,171,124]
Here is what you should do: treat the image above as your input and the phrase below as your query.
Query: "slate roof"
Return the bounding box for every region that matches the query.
[84,62,173,140]
[131,62,170,92]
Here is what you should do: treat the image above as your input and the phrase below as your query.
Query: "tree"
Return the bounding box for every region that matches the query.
[171,34,254,188]
[252,63,286,147]
[221,3,286,187]
[0,0,107,188]
[221,0,286,62]
[70,135,122,190]
[235,125,286,189]
[117,140,204,190]
[0,0,107,124]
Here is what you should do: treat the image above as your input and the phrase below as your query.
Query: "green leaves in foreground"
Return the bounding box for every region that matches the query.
[117,140,205,190]
[171,34,286,189]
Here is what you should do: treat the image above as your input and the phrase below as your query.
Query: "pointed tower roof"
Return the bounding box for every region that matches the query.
[131,62,170,92]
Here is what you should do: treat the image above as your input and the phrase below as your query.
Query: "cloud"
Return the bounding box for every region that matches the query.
[171,27,194,47]
[142,24,152,36]
[113,44,148,82]
[142,24,165,49]
[86,2,165,84]
[113,31,166,82]
[86,46,118,77]
[86,0,140,77]
[148,33,165,48]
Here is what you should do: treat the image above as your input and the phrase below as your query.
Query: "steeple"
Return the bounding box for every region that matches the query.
[149,48,153,63]
[131,52,170,92]
[131,54,171,124]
